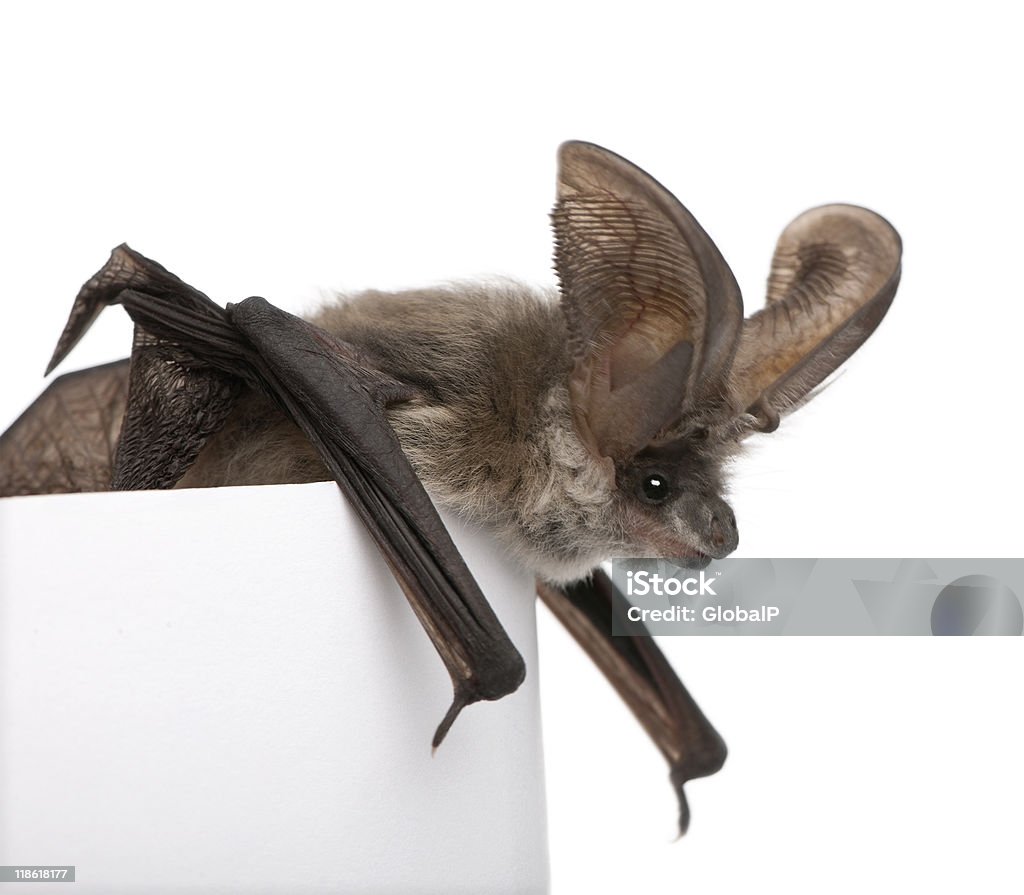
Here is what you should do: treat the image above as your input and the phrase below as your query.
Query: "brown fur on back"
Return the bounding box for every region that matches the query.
[2,283,633,581]
[180,281,626,580]
[181,280,570,493]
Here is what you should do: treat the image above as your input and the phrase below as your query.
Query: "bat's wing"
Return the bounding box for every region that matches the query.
[25,245,526,745]
[0,359,130,495]
[0,245,246,498]
[217,296,527,746]
[537,569,726,836]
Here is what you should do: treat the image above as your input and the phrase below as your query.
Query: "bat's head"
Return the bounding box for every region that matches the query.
[530,141,902,583]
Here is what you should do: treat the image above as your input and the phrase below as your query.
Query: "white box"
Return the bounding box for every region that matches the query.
[0,482,548,894]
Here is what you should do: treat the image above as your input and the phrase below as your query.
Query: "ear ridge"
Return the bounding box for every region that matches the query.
[732,204,901,425]
[553,141,742,461]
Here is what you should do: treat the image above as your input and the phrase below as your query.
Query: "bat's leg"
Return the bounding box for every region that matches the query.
[537,569,726,836]
[120,289,526,746]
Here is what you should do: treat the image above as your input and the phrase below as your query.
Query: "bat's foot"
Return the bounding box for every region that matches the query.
[670,732,728,837]
[431,650,527,751]
[431,694,469,751]
[672,782,692,839]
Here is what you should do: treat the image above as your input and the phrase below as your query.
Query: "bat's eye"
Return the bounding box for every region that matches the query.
[640,472,671,504]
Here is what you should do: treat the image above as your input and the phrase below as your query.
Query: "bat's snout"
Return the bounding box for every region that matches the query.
[706,496,738,558]
[672,493,738,561]
[638,494,739,565]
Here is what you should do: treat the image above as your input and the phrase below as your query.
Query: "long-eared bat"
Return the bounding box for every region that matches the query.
[0,141,902,834]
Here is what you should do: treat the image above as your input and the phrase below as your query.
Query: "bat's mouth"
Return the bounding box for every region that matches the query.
[686,551,713,569]
[625,508,727,569]
[638,526,714,569]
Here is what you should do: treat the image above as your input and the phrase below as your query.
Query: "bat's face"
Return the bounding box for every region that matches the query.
[613,423,738,567]
[465,373,744,585]
[527,141,901,583]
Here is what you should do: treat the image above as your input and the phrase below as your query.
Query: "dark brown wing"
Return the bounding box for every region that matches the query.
[0,245,245,498]
[212,296,527,745]
[0,360,129,496]
[538,569,726,836]
[9,245,525,746]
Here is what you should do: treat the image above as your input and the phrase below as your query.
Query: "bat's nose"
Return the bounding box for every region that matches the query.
[706,497,738,558]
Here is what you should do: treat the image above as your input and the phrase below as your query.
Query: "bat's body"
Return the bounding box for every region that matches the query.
[189,284,599,583]
[0,142,902,833]
[196,283,717,585]
[2,281,741,581]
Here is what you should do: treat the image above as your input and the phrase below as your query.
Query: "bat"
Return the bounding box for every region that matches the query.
[0,141,902,834]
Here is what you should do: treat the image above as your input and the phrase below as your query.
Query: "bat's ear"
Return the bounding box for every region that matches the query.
[553,141,743,465]
[728,204,902,434]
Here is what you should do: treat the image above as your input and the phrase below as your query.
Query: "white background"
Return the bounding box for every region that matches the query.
[1,2,1021,893]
